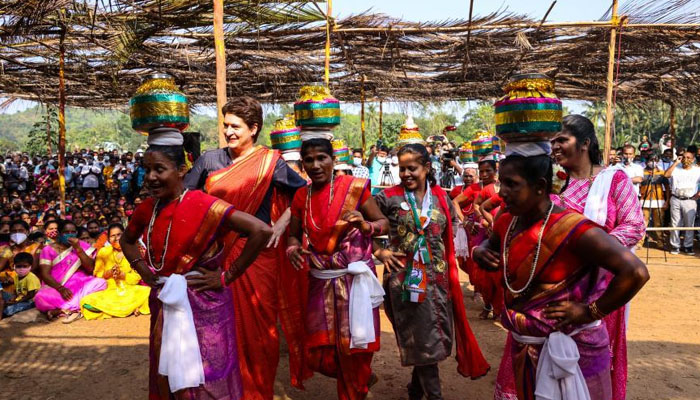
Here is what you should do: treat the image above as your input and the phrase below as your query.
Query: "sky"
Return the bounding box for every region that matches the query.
[2,0,616,116]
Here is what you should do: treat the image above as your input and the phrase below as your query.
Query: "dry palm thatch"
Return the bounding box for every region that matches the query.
[0,0,699,108]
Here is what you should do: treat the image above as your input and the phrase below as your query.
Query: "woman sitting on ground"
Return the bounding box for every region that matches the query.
[80,223,150,320]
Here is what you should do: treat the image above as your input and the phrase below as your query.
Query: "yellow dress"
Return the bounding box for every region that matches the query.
[80,246,150,320]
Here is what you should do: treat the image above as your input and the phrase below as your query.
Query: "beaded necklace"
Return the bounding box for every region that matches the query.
[146,189,188,272]
[304,173,334,234]
[502,201,554,295]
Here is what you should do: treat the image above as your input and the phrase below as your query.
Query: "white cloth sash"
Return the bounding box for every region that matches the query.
[511,321,601,400]
[583,165,623,226]
[156,272,206,392]
[310,261,385,349]
[454,226,469,258]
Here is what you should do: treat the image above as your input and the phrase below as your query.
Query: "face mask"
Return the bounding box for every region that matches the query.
[58,233,77,245]
[10,233,27,245]
[89,231,100,238]
[646,162,655,169]
[46,230,58,239]
[15,266,31,278]
[353,157,362,167]
[391,156,399,165]
[376,156,386,164]
[125,210,134,217]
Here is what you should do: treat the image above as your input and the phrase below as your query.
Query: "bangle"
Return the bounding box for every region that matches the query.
[367,221,375,236]
[128,257,144,265]
[588,301,608,320]
[220,270,228,288]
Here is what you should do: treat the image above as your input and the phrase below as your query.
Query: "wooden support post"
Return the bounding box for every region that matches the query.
[603,0,619,162]
[58,29,67,215]
[360,75,366,158]
[669,102,676,153]
[378,100,383,140]
[213,0,227,148]
[46,105,53,156]
[324,0,333,87]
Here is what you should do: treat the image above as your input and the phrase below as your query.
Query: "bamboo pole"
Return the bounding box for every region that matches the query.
[603,0,619,162]
[360,75,366,158]
[154,22,696,39]
[58,28,67,216]
[378,100,383,140]
[213,0,227,148]
[46,105,53,156]
[324,0,333,87]
[669,102,676,152]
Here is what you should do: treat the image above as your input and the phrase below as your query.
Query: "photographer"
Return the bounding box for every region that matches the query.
[664,151,700,255]
[368,144,397,188]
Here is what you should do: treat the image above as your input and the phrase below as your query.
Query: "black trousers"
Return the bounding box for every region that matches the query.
[407,363,443,400]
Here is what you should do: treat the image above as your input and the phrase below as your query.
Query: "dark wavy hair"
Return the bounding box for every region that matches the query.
[396,143,437,187]
[222,96,264,142]
[301,138,334,158]
[500,154,553,194]
[562,114,602,166]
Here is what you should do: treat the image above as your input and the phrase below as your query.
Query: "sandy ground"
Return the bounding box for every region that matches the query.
[2,248,699,400]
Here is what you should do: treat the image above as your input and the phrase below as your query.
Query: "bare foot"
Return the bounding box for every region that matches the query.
[479,309,491,319]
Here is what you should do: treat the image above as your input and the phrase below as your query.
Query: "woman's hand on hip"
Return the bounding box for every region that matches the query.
[186,268,223,292]
[544,301,595,330]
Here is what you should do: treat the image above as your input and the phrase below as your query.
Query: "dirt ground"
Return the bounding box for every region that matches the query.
[1,248,699,400]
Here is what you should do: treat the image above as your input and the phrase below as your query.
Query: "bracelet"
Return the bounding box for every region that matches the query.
[220,270,228,288]
[588,301,608,320]
[128,257,144,265]
[367,221,375,236]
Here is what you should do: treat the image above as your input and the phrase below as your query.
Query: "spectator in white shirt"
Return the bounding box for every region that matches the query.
[621,145,645,196]
[664,151,700,255]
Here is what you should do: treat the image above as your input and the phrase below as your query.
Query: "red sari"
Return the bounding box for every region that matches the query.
[291,175,376,400]
[126,190,243,400]
[471,183,505,315]
[205,146,308,399]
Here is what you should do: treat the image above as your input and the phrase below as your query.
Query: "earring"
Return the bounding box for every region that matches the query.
[537,190,543,195]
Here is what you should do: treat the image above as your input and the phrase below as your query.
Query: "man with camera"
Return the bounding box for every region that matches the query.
[664,150,700,255]
[621,145,645,196]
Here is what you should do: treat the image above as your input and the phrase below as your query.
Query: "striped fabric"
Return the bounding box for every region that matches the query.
[552,169,645,247]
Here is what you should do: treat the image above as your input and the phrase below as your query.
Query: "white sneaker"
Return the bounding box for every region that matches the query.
[670,248,680,255]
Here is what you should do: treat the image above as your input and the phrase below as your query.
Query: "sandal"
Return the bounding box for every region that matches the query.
[62,312,83,324]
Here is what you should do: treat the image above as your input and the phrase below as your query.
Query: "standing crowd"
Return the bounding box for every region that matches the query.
[3,74,696,400]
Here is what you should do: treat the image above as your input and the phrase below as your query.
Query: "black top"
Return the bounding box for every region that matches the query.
[184,148,306,224]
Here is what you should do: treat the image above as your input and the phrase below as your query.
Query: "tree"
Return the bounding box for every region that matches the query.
[24,106,58,156]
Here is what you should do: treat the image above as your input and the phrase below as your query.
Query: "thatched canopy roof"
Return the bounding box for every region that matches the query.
[1,0,699,108]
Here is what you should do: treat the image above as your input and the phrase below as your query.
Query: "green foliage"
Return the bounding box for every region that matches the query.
[25,107,59,156]
[583,101,700,150]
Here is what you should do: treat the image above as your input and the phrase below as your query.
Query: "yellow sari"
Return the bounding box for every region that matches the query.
[80,246,150,320]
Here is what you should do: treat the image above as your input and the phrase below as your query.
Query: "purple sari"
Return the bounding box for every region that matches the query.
[34,241,106,312]
[494,210,612,400]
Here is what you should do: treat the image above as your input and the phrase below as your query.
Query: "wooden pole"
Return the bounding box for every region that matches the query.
[378,100,383,140]
[213,0,227,148]
[669,102,676,153]
[360,75,366,158]
[58,28,67,216]
[324,0,333,87]
[603,0,619,163]
[46,105,53,156]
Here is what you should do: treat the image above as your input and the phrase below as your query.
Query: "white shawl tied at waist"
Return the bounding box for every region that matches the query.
[156,273,206,392]
[512,321,601,400]
[310,260,385,349]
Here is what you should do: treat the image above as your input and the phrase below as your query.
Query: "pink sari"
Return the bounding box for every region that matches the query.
[34,241,106,312]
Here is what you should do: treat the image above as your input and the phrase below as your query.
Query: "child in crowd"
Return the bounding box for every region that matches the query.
[0,252,40,319]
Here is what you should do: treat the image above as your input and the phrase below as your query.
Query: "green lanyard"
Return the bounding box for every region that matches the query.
[405,190,432,266]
